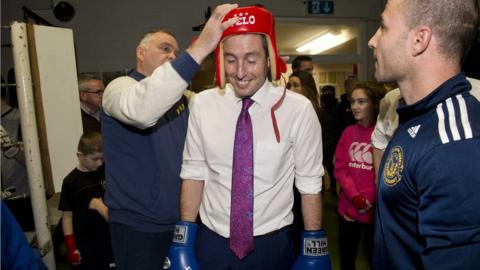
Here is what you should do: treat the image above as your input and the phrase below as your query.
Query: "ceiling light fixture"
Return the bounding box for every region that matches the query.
[296,30,353,55]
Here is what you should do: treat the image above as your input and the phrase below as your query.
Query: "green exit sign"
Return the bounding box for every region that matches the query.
[307,0,334,15]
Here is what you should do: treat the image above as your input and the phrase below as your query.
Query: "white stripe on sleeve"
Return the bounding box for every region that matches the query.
[436,103,449,144]
[446,97,461,141]
[456,94,473,139]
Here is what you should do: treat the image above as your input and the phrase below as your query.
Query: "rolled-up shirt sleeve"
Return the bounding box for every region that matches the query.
[372,89,400,150]
[180,98,207,181]
[371,115,390,150]
[294,102,324,194]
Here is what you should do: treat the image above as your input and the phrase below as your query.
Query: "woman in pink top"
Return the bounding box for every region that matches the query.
[334,81,384,270]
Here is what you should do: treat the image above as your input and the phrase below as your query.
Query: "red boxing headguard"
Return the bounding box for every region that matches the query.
[215,6,286,89]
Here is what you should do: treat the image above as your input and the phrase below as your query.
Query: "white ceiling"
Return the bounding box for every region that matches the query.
[275,22,359,56]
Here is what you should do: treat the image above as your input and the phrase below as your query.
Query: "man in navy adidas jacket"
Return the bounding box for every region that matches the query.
[368,0,480,269]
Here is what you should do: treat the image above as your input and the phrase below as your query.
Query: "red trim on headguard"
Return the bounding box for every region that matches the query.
[215,6,286,89]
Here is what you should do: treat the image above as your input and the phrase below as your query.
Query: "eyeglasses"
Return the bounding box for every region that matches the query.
[83,90,104,96]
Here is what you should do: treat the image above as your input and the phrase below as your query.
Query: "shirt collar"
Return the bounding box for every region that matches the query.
[128,69,146,81]
[80,102,100,120]
[228,79,271,109]
[397,72,470,123]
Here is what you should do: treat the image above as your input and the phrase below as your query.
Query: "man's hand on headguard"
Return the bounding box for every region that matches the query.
[187,3,239,64]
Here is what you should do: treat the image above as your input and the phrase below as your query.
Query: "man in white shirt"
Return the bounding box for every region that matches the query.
[177,6,326,270]
[100,4,239,270]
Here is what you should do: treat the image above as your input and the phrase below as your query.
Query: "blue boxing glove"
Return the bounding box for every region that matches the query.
[291,230,332,270]
[163,221,199,270]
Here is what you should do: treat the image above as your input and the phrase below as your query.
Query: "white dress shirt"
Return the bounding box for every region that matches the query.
[80,102,100,121]
[180,80,324,238]
[371,88,401,151]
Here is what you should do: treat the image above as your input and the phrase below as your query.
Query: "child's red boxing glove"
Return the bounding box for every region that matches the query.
[64,234,81,264]
[351,195,370,211]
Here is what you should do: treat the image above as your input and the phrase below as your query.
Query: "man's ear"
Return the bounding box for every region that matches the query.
[79,92,87,101]
[136,46,145,62]
[412,26,432,56]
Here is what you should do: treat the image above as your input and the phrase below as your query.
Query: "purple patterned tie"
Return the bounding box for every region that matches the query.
[230,98,254,259]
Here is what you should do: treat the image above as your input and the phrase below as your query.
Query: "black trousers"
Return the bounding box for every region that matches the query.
[338,216,374,270]
[323,148,337,191]
[76,232,115,270]
[109,222,172,270]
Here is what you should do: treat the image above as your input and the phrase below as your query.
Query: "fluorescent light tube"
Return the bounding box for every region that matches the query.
[296,31,352,54]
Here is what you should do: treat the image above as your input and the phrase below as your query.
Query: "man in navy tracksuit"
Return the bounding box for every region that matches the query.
[368,0,480,269]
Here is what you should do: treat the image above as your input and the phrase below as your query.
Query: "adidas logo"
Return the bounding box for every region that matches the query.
[408,125,421,138]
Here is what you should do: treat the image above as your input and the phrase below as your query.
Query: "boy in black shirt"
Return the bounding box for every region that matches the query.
[58,132,114,269]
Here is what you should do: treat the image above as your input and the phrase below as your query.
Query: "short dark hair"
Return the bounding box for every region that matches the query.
[78,73,103,92]
[260,35,273,81]
[403,0,479,62]
[292,55,312,72]
[320,85,336,96]
[77,131,102,155]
